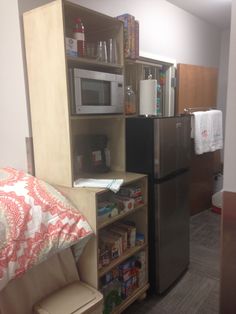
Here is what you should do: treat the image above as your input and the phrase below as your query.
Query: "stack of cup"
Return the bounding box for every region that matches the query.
[96,39,118,63]
[97,41,107,62]
[108,38,118,64]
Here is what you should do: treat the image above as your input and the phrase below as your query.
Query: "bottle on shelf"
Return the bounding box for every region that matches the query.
[73,18,85,57]
[125,85,136,115]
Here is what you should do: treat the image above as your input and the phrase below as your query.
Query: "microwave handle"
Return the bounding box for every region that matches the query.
[111,80,124,109]
[74,75,82,114]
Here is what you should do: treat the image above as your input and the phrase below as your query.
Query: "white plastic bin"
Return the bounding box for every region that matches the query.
[212,189,223,214]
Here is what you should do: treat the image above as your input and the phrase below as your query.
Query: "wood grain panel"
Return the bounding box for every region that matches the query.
[190,141,214,216]
[176,63,218,113]
[220,191,236,313]
[23,1,73,186]
[176,64,219,215]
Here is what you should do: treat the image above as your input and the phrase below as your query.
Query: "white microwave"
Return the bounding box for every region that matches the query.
[70,68,124,115]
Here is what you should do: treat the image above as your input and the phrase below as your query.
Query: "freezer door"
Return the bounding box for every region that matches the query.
[154,116,191,178]
[154,171,190,293]
[126,117,154,175]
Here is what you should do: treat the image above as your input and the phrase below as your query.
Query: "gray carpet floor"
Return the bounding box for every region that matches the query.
[124,210,221,314]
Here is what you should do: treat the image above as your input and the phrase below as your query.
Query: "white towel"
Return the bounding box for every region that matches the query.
[208,110,223,152]
[193,110,223,155]
[73,178,124,193]
[193,111,209,154]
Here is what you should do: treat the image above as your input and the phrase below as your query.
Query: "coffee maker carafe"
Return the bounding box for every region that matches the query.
[75,134,110,174]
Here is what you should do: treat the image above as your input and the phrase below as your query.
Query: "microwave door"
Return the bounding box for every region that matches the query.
[73,68,123,114]
[75,77,109,114]
[81,79,110,106]
[111,80,124,112]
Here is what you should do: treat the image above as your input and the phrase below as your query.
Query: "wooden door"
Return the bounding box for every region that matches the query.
[176,63,218,113]
[176,64,219,216]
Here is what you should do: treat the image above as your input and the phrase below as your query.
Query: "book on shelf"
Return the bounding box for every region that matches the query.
[135,20,139,59]
[117,13,139,59]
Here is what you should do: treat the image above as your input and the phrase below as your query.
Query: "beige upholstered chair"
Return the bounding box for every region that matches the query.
[0,248,103,314]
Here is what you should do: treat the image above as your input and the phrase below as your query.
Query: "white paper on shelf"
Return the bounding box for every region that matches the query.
[73,178,124,193]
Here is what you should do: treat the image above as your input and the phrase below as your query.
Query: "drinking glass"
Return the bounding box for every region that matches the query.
[86,42,96,58]
[97,41,107,62]
[108,38,118,64]
[97,41,103,61]
[102,41,107,62]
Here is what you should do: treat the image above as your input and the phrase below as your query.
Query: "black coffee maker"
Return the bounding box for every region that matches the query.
[74,134,110,173]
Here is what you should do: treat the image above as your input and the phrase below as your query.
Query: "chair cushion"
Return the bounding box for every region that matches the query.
[33,281,103,314]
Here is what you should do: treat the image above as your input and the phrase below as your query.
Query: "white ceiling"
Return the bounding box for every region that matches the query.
[166,0,232,30]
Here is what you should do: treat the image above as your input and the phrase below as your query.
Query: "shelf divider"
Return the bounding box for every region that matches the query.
[112,283,150,313]
[98,243,147,278]
[98,203,146,230]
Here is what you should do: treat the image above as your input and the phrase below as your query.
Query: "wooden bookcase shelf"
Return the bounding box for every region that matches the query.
[98,243,147,278]
[23,1,149,312]
[23,0,125,187]
[56,172,149,313]
[98,203,146,230]
[67,55,123,69]
[112,283,149,314]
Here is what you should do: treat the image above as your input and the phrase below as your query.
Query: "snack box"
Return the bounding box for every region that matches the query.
[118,185,142,198]
[133,195,144,207]
[119,259,137,282]
[115,222,136,248]
[121,274,138,299]
[114,196,135,213]
[135,232,145,246]
[99,247,110,267]
[100,231,122,259]
[65,37,77,57]
[97,201,117,223]
[101,266,119,285]
[107,229,124,255]
[108,226,128,252]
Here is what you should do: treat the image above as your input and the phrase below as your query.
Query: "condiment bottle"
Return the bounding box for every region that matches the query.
[73,18,85,57]
[125,85,136,115]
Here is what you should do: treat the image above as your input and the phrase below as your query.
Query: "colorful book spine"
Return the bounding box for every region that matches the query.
[117,14,130,58]
[130,15,136,59]
[135,20,139,58]
[117,13,139,59]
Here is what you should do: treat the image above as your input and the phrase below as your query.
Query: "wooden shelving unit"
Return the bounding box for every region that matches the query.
[56,173,149,313]
[98,203,145,230]
[98,244,147,277]
[67,55,123,69]
[124,56,175,116]
[23,1,149,312]
[23,0,125,187]
[112,283,149,314]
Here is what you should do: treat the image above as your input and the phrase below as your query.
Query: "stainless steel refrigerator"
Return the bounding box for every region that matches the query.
[126,116,191,294]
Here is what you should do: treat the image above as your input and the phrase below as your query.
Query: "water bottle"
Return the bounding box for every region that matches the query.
[73,18,85,57]
[125,85,136,115]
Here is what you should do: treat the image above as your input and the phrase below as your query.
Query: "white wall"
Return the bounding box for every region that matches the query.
[217,30,230,161]
[74,0,221,67]
[0,0,29,171]
[223,1,236,192]
[0,0,226,172]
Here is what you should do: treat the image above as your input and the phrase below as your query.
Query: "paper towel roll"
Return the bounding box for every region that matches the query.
[140,79,157,115]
